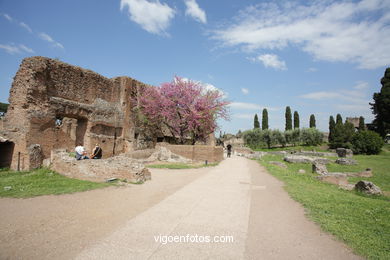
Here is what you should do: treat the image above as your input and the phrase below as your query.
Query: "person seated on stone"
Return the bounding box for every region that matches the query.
[90,143,102,159]
[75,143,89,160]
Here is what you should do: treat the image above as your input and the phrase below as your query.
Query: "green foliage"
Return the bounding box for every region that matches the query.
[253,114,260,129]
[285,106,292,131]
[0,168,110,198]
[330,118,355,149]
[262,108,269,130]
[352,130,384,155]
[371,67,390,137]
[300,128,322,146]
[243,128,322,149]
[0,102,9,113]
[309,114,316,128]
[259,153,390,259]
[329,116,336,143]
[293,111,300,129]
[358,116,366,131]
[336,113,343,124]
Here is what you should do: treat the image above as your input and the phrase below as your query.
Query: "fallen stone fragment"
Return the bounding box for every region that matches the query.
[284,155,330,164]
[336,148,353,158]
[312,162,328,175]
[354,181,382,195]
[269,161,287,168]
[3,186,12,191]
[298,169,306,174]
[335,158,357,165]
[317,173,348,186]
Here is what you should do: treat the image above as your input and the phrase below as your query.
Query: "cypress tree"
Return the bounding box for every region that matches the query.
[285,106,292,131]
[336,114,343,124]
[370,67,390,137]
[293,111,300,129]
[262,108,269,130]
[358,116,366,131]
[254,114,260,129]
[310,114,316,128]
[329,116,335,143]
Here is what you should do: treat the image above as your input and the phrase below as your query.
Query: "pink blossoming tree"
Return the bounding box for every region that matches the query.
[136,76,230,144]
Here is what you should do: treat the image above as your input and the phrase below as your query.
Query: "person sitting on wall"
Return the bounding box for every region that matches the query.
[75,143,89,160]
[90,143,102,159]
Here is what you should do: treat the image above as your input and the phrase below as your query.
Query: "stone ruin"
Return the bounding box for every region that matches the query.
[0,56,220,181]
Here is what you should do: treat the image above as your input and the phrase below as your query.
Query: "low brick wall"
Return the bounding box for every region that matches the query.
[157,143,223,162]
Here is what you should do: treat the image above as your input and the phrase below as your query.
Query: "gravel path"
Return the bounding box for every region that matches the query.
[0,156,361,259]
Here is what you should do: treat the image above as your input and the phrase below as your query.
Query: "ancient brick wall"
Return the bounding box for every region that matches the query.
[159,143,223,162]
[0,56,149,170]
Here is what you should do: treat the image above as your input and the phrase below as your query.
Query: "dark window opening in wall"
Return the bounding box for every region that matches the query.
[0,141,14,168]
[157,137,164,143]
[76,118,88,145]
[134,133,139,139]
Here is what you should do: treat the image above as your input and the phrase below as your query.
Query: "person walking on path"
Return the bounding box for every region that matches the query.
[227,144,232,157]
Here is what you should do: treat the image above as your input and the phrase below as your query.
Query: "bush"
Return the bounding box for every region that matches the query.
[352,130,384,155]
[300,128,323,146]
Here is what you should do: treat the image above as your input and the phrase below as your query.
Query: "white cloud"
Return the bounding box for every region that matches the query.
[307,67,318,72]
[2,13,13,22]
[120,0,175,35]
[0,44,34,54]
[229,102,261,110]
[18,44,34,53]
[251,54,287,70]
[300,91,342,100]
[241,88,249,95]
[0,44,20,54]
[184,0,207,24]
[39,32,64,49]
[19,22,32,33]
[212,0,390,69]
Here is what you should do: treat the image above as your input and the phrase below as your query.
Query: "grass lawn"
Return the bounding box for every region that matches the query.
[258,149,390,259]
[0,168,110,198]
[146,162,219,169]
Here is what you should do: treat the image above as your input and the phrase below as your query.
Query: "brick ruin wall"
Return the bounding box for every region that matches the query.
[0,56,222,170]
[158,143,223,163]
[0,56,148,170]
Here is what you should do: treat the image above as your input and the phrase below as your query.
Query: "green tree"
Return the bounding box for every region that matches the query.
[352,130,384,155]
[358,116,366,131]
[336,114,343,124]
[309,114,316,128]
[329,116,335,143]
[254,114,260,129]
[370,67,390,137]
[0,102,9,113]
[285,106,292,131]
[293,111,300,129]
[262,108,269,130]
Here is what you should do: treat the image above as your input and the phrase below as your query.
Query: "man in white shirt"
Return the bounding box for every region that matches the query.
[75,144,89,160]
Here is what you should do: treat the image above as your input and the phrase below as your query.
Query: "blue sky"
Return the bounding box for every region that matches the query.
[1,0,389,134]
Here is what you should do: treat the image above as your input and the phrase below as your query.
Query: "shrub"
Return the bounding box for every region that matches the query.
[300,128,323,146]
[352,130,384,155]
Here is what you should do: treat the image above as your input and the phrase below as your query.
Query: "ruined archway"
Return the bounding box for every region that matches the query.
[0,141,14,168]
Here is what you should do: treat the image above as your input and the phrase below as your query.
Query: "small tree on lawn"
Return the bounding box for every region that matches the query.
[336,114,343,124]
[329,116,335,143]
[370,67,390,137]
[294,111,300,129]
[254,114,260,129]
[136,76,230,144]
[285,106,292,131]
[310,114,316,128]
[358,116,366,131]
[262,108,269,130]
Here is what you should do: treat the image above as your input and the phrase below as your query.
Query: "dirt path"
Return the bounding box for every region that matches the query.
[0,156,361,259]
